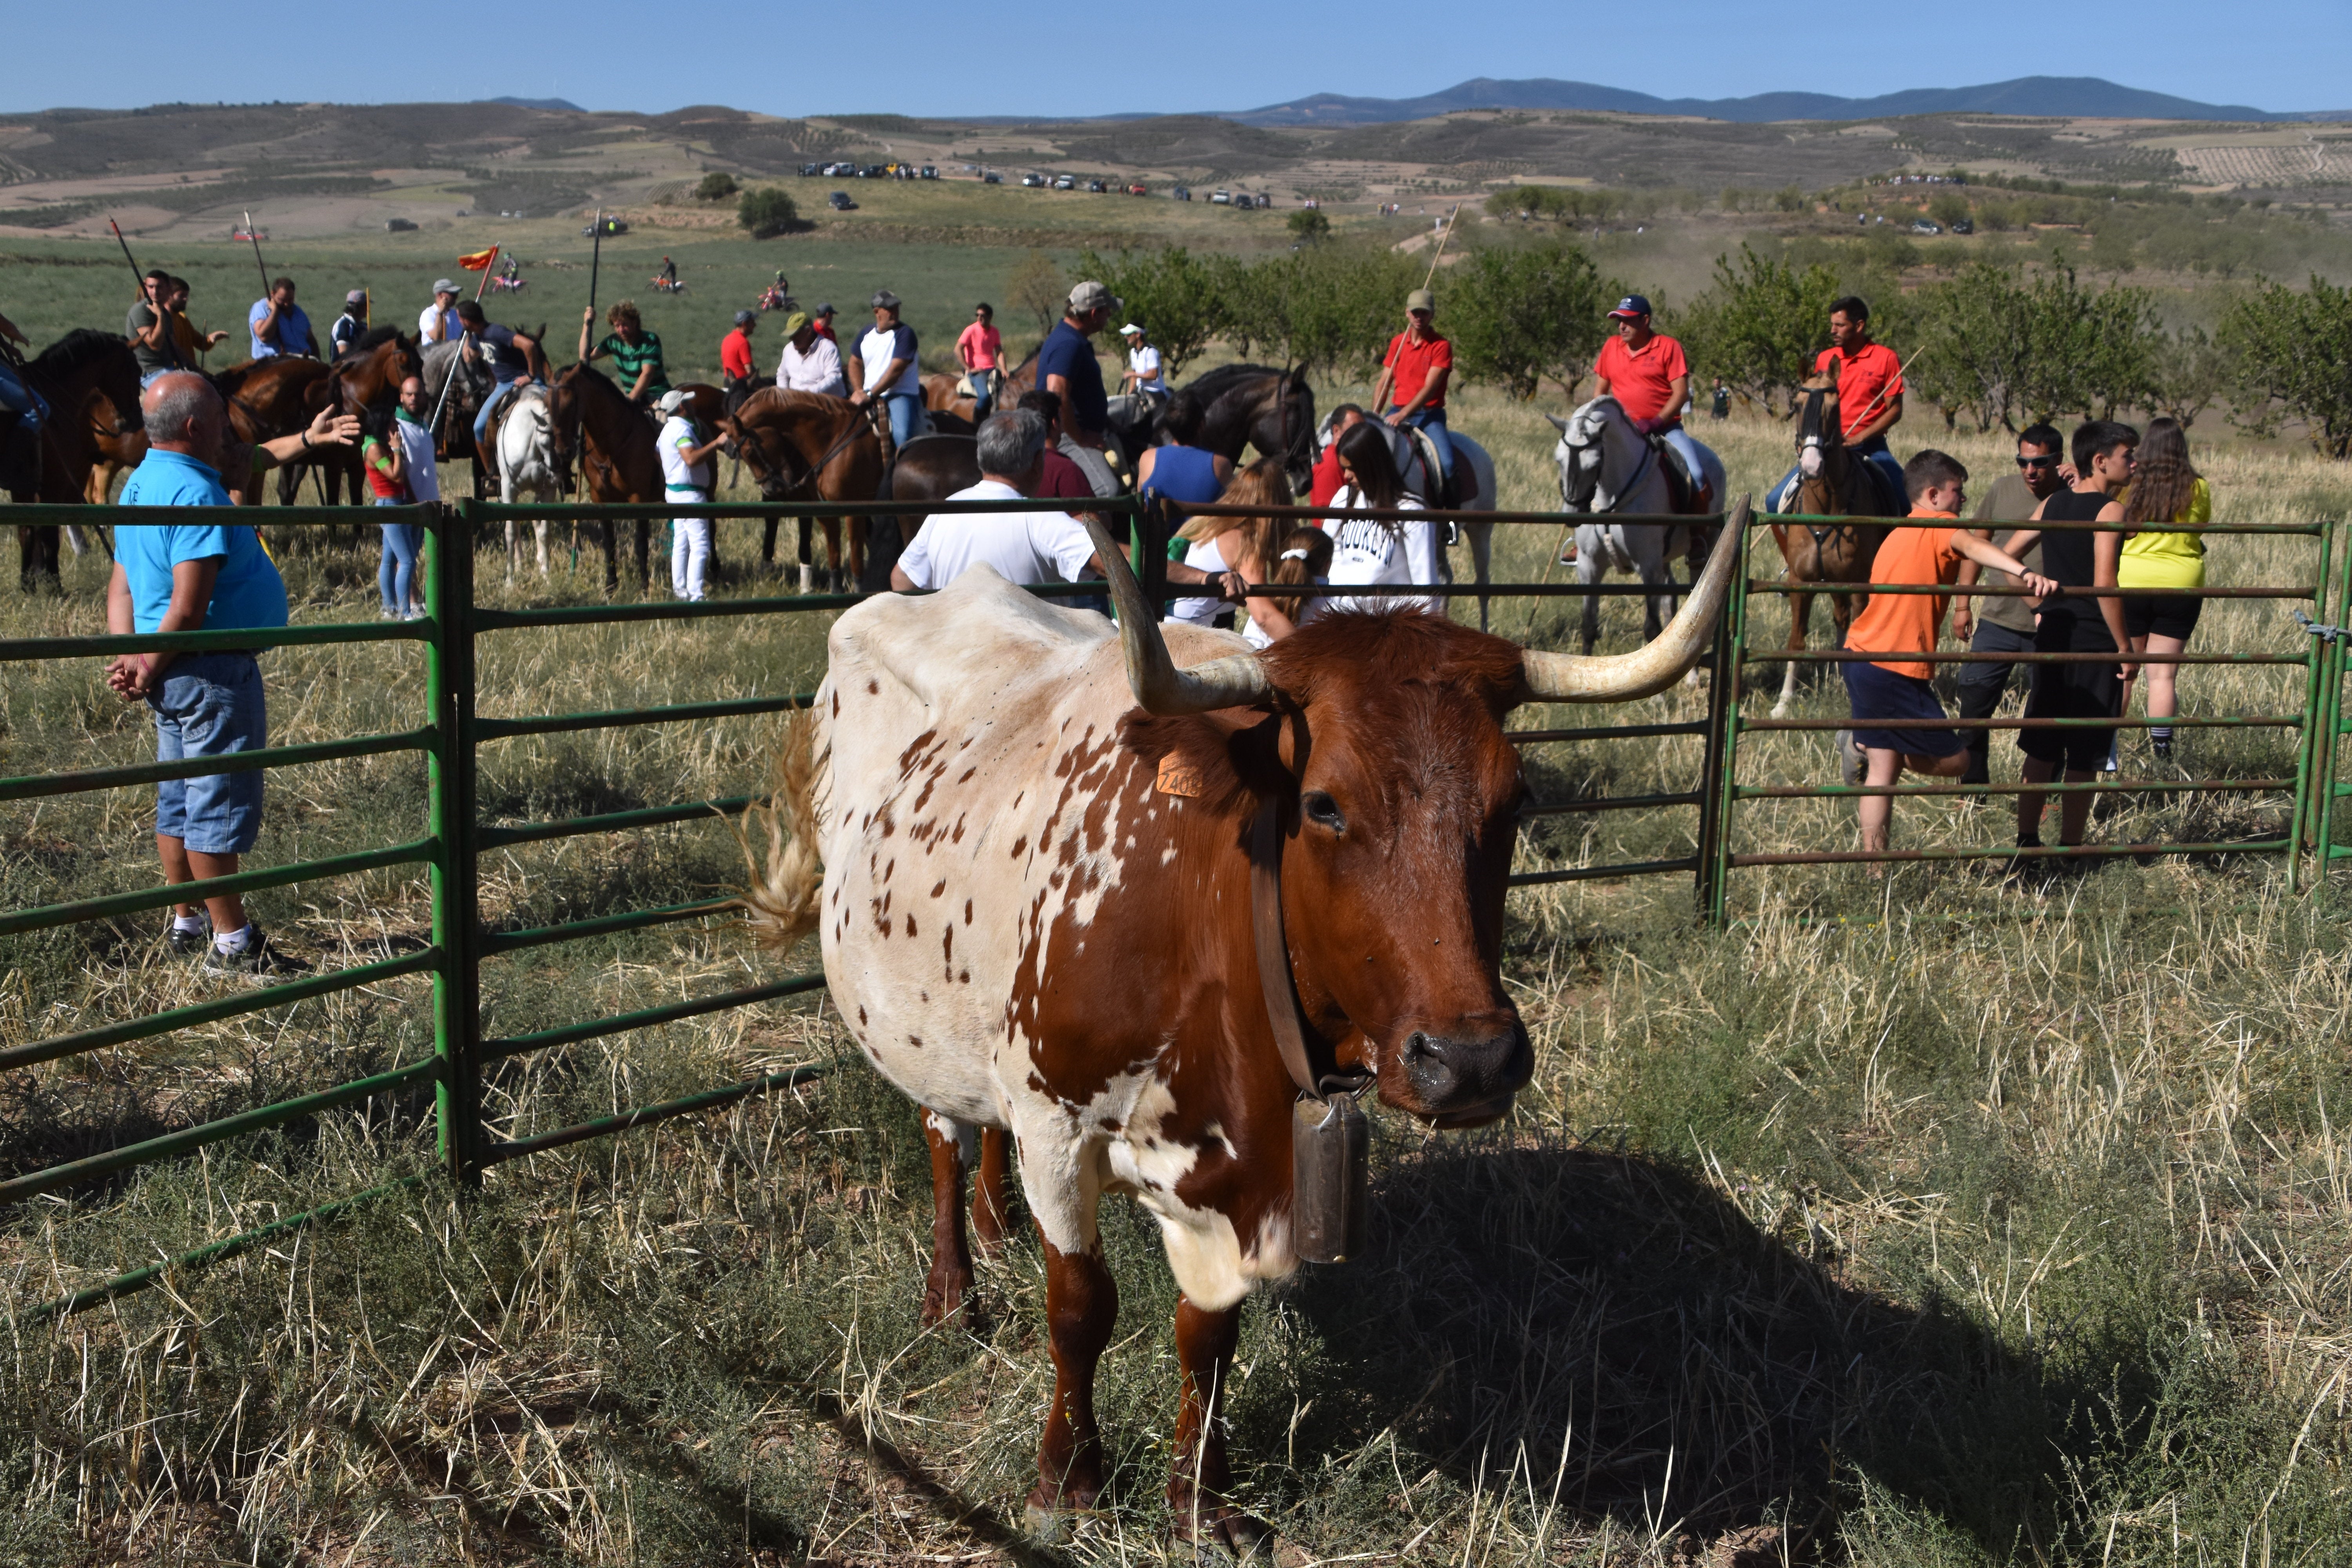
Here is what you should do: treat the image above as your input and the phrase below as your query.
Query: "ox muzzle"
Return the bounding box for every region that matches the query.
[1399,1018,1533,1128]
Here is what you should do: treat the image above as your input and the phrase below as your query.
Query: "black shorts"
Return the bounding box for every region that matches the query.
[2018,606,2120,771]
[2123,592,2203,642]
[1843,660,1963,757]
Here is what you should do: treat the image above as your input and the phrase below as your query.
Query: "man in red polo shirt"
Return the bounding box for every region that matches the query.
[1770,294,1908,513]
[1371,288,1454,493]
[1592,294,1710,508]
[720,310,758,412]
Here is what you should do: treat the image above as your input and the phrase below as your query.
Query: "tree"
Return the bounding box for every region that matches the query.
[2145,325,2233,428]
[1286,209,1331,245]
[695,171,740,203]
[1446,240,1615,401]
[1676,244,1840,418]
[1074,246,1226,379]
[1907,262,2032,432]
[737,187,797,239]
[1224,244,1418,379]
[2222,274,2352,458]
[1005,250,1065,339]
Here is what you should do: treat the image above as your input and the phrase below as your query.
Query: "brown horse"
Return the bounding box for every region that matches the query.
[12,330,142,589]
[1765,375,1902,717]
[546,362,664,592]
[919,346,1037,424]
[213,356,336,506]
[719,388,883,593]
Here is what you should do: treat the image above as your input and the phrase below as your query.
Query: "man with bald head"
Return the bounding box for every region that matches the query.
[107,372,353,979]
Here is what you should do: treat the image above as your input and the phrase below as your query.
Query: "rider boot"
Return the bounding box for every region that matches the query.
[0,412,41,499]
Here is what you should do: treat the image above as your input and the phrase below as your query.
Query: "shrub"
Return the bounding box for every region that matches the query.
[1287,209,1332,244]
[2223,274,2352,457]
[737,187,797,238]
[1447,239,1616,401]
[695,171,740,203]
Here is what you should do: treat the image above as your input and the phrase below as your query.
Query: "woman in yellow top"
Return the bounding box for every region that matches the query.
[2117,417,2211,763]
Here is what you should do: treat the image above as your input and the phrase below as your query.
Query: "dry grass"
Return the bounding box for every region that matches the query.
[4,397,2352,1565]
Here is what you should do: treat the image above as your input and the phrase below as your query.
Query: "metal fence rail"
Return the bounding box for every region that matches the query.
[2,489,2342,1323]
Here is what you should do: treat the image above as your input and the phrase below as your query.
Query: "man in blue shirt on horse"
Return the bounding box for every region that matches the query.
[247,277,317,359]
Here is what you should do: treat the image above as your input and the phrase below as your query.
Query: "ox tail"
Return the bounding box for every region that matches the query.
[728,707,825,953]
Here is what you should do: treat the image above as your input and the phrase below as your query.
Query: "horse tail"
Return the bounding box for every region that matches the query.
[730,707,825,954]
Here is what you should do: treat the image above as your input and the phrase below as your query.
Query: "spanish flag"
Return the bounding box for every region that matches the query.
[457,247,499,271]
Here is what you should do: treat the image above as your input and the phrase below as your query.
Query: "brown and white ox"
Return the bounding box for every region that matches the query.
[744,509,1740,1550]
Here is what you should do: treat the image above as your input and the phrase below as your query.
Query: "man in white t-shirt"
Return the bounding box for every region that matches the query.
[774,311,847,397]
[418,279,462,346]
[847,289,924,449]
[655,388,726,601]
[1118,323,1166,398]
[892,410,1106,592]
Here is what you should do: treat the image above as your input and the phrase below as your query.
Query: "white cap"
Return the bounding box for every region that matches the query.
[1119,322,1143,336]
[656,388,690,414]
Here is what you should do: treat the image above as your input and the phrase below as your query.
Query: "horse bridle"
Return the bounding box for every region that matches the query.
[731,408,868,501]
[1560,405,1656,514]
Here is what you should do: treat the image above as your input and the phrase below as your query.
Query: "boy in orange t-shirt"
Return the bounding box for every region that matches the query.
[1838,450,2056,857]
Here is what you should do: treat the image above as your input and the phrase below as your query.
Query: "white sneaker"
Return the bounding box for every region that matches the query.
[1835,729,1865,788]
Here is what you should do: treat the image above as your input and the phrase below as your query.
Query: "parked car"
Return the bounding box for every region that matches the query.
[384,217,417,232]
[1054,174,1076,191]
[1171,185,1191,202]
[828,191,857,211]
[1949,217,1975,234]
[1911,219,1942,234]
[982,171,1002,184]
[799,163,822,176]
[1085,178,1107,193]
[1127,182,1148,196]
[581,216,627,237]
[920,166,939,180]
[862,164,887,179]
[1209,189,1232,205]
[1020,172,1045,187]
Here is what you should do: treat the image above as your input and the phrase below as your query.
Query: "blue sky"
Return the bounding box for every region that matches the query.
[6,1,2341,118]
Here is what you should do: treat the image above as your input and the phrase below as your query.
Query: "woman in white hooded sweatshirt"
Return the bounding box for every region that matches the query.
[1321,419,1442,616]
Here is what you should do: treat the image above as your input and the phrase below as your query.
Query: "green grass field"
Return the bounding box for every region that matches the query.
[5,364,2352,1564]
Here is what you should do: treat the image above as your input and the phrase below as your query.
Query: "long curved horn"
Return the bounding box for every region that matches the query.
[1078,515,1273,714]
[1517,494,1747,705]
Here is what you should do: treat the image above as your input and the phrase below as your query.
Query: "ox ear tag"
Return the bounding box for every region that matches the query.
[1155,752,1207,799]
[1291,1093,1369,1265]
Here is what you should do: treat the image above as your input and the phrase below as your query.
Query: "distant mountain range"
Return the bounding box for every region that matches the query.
[1229,76,2321,127]
[483,95,584,113]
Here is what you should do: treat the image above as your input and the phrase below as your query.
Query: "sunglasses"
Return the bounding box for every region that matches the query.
[2016,454,2058,468]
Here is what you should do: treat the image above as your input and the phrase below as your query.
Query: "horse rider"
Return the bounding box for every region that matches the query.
[1039,280,1116,453]
[1118,320,1167,413]
[956,303,1003,421]
[457,299,544,455]
[328,289,370,362]
[775,310,848,398]
[129,269,188,389]
[579,299,670,410]
[497,254,524,291]
[248,277,318,359]
[0,307,46,494]
[847,290,924,450]
[1769,294,1907,513]
[722,310,759,414]
[1592,294,1710,510]
[811,302,840,344]
[418,279,462,345]
[1370,287,1454,495]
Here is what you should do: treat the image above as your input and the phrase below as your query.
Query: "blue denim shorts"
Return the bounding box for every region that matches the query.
[151,652,268,854]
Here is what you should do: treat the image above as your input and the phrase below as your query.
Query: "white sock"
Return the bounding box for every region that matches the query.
[213,924,255,955]
[172,913,208,935]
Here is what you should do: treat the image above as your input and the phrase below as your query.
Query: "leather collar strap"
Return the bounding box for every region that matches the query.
[1252,796,1372,1104]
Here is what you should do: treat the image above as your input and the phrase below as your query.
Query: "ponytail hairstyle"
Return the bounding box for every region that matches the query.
[1267,525,1334,628]
[2121,416,2200,528]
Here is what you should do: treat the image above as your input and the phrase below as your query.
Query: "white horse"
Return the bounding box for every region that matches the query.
[495,385,564,576]
[1547,396,1725,664]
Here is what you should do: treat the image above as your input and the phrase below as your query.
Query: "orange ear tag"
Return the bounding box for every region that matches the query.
[1155,753,1206,798]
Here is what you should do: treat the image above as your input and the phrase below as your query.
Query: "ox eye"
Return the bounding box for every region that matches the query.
[1302,792,1345,833]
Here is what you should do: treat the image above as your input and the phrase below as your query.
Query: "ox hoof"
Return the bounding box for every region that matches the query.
[919,1270,981,1331]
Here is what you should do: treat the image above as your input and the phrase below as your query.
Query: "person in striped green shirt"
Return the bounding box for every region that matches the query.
[578,299,670,407]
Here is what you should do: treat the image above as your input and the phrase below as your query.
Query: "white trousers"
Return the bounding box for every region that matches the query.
[671,516,711,601]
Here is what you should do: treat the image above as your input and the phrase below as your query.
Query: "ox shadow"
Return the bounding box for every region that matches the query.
[1247,1134,2161,1559]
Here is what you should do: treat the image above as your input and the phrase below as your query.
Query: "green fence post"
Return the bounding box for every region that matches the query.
[1691,513,1734,922]
[1705,507,1753,927]
[425,501,484,1186]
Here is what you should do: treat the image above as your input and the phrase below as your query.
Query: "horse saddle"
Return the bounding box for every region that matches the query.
[1649,434,1706,513]
[1393,424,1464,512]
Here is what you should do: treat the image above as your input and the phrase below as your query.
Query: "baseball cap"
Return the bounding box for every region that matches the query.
[1119,321,1143,336]
[734,309,756,326]
[1067,280,1117,314]
[656,388,690,414]
[345,289,367,305]
[432,278,459,295]
[782,310,811,335]
[1405,288,1435,314]
[1608,295,1653,319]
[813,301,836,317]
[871,289,901,310]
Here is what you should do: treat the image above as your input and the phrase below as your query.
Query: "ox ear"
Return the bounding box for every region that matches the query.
[1516,495,1746,704]
[1078,515,1274,715]
[1544,413,1570,434]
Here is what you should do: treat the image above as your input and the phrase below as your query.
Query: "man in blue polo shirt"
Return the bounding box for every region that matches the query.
[106,371,345,980]
[248,277,317,359]
[1038,280,1116,452]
